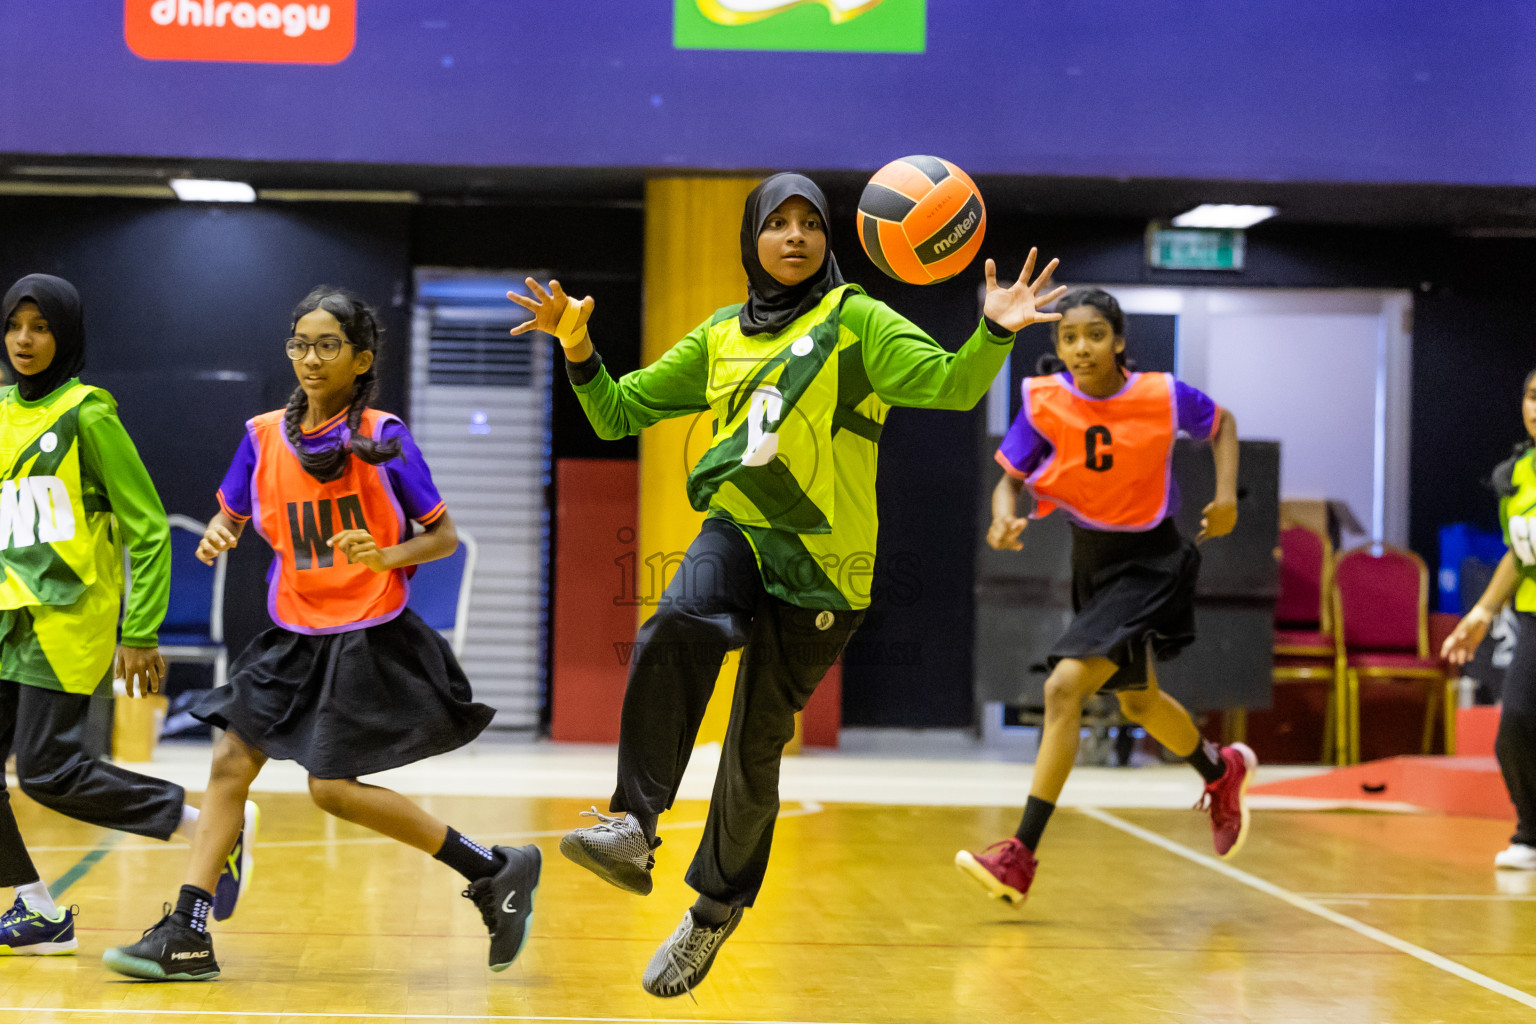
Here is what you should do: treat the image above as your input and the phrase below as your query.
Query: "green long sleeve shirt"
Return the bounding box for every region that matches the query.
[76,391,170,646]
[571,292,1014,609]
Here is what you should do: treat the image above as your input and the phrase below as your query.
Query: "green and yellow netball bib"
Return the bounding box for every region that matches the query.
[686,284,857,534]
[0,383,111,609]
[1500,448,1536,613]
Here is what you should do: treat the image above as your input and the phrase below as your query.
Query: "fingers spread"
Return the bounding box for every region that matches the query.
[984,258,998,290]
[1018,247,1038,285]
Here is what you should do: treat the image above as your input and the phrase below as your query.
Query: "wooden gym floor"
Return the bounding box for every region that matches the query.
[3,763,1536,1022]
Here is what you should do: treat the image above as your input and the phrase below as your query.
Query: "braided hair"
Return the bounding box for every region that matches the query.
[283,286,402,482]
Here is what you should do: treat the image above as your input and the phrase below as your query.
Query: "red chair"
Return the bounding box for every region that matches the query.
[1270,524,1341,762]
[1332,544,1457,764]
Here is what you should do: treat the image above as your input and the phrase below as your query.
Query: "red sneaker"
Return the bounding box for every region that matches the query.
[955,838,1037,906]
[1198,742,1258,859]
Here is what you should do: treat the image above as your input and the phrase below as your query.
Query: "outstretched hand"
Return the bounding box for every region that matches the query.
[982,248,1067,333]
[508,278,594,353]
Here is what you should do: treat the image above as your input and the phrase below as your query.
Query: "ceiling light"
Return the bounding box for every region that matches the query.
[1170,204,1277,229]
[169,179,256,203]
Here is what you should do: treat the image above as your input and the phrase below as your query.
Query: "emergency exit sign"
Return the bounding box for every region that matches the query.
[1146,225,1245,271]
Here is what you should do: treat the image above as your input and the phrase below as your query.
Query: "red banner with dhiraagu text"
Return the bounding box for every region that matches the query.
[124,0,355,64]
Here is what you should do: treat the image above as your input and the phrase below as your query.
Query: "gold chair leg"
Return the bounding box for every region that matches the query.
[1347,669,1362,765]
[1444,677,1458,757]
[1335,668,1354,766]
[1225,707,1247,745]
[1321,685,1336,764]
[1420,680,1438,756]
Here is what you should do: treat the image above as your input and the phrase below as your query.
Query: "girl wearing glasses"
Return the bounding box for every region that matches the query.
[105,286,540,981]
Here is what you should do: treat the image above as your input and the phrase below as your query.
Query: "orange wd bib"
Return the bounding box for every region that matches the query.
[246,408,409,634]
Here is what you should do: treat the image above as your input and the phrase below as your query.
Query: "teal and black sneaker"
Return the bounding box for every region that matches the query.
[213,800,259,921]
[462,844,541,971]
[0,897,77,955]
[102,906,219,981]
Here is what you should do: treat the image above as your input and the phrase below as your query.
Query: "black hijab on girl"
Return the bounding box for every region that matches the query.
[738,173,846,337]
[1,274,86,402]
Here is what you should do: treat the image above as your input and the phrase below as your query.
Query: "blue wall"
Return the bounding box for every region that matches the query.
[6,1,1535,185]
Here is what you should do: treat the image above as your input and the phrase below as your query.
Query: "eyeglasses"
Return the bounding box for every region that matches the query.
[285,337,347,361]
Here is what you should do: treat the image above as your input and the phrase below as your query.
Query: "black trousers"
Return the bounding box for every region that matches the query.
[0,679,185,887]
[611,519,862,906]
[1499,613,1536,847]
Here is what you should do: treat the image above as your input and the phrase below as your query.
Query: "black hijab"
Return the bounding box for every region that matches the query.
[738,173,846,337]
[1,275,86,401]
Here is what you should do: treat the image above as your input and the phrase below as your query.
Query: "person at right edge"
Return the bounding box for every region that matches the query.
[509,172,1065,998]
[955,286,1252,908]
[1442,367,1536,870]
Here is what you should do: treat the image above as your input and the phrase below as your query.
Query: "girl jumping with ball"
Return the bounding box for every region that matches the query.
[512,172,1065,998]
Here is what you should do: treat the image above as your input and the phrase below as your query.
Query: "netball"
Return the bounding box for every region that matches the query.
[857,155,987,284]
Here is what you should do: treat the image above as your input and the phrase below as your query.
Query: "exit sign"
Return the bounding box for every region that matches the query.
[1146,225,1245,271]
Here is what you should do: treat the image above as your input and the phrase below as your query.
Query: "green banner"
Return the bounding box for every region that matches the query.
[674,0,926,53]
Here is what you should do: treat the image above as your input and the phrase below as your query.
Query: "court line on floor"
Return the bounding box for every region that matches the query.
[1304,893,1536,902]
[47,834,122,900]
[0,1011,857,1023]
[26,802,826,855]
[1080,807,1536,1012]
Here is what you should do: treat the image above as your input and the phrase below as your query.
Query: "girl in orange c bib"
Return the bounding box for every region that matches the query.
[956,287,1251,907]
[106,287,540,982]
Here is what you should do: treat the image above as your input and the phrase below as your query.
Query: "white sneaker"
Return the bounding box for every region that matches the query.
[1494,843,1536,870]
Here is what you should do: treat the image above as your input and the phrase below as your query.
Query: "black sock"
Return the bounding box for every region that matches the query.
[173,884,213,935]
[1014,796,1055,852]
[1186,739,1227,785]
[691,893,734,927]
[435,828,503,883]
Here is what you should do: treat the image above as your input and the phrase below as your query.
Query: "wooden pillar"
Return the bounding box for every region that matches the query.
[640,177,758,747]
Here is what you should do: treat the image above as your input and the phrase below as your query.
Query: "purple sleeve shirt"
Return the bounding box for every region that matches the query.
[995,406,1050,479]
[1173,379,1221,441]
[216,414,447,526]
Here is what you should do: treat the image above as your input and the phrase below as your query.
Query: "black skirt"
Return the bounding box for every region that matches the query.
[1047,518,1201,692]
[191,608,495,779]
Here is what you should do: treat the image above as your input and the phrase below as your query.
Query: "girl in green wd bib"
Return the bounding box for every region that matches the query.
[1443,367,1536,870]
[511,173,1065,997]
[0,275,244,955]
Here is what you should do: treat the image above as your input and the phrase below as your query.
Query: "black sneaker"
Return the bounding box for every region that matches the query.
[642,906,744,998]
[213,800,259,922]
[102,906,219,981]
[462,844,540,972]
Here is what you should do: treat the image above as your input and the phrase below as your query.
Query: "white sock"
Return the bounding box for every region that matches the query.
[16,881,56,917]
[174,803,201,841]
